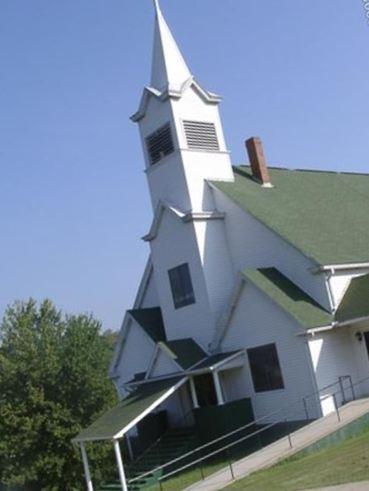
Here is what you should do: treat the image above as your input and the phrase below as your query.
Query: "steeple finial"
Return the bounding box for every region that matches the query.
[150,0,192,91]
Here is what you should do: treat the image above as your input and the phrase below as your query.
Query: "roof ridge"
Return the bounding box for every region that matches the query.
[236,165,369,176]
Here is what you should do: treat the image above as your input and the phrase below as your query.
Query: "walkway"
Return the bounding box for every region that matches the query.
[184,398,369,491]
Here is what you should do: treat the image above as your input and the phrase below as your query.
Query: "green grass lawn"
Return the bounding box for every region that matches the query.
[226,426,369,490]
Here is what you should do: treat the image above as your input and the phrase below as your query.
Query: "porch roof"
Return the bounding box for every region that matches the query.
[73,377,187,443]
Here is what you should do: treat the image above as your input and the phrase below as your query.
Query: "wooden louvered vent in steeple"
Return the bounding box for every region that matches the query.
[183,120,220,151]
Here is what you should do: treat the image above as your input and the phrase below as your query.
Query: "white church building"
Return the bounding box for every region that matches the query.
[75,2,369,488]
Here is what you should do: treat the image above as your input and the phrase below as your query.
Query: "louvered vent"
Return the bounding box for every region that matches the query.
[146,123,175,165]
[183,121,220,151]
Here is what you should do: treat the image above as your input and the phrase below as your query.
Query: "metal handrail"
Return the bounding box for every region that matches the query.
[157,374,369,485]
[128,373,369,486]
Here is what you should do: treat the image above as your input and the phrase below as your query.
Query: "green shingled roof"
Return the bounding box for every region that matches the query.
[73,378,185,442]
[164,339,207,369]
[336,273,369,323]
[243,268,332,329]
[213,167,369,265]
[128,307,166,343]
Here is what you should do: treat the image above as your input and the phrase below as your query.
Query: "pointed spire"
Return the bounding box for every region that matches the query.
[150,0,192,91]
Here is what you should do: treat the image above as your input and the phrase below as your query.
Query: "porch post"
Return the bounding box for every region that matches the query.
[213,370,225,405]
[80,442,94,491]
[113,440,128,491]
[125,434,134,461]
[189,377,199,408]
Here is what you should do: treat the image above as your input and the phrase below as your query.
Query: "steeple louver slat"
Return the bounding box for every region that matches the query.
[183,121,220,151]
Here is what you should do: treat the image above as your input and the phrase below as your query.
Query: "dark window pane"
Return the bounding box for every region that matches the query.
[168,263,195,309]
[146,123,174,165]
[247,344,284,393]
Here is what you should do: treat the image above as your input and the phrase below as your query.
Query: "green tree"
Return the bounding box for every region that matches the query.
[0,299,117,490]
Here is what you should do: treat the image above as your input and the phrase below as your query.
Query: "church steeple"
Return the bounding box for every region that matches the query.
[150,0,192,91]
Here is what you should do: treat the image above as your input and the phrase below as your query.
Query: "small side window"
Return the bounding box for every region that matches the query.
[247,343,284,393]
[146,123,174,165]
[168,263,195,309]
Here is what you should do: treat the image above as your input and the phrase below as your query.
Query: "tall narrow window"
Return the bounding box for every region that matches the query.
[183,120,220,151]
[247,343,284,393]
[146,123,174,165]
[168,263,195,309]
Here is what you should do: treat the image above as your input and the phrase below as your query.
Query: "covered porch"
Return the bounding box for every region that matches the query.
[73,350,252,490]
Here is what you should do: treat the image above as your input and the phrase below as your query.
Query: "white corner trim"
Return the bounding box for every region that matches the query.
[114,377,188,440]
[210,274,246,350]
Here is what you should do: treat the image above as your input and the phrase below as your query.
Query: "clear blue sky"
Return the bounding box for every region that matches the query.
[1,0,369,330]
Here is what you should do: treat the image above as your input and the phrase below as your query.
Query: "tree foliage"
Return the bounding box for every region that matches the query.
[0,299,118,490]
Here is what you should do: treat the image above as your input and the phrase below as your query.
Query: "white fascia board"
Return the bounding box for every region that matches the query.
[109,310,158,380]
[108,314,132,379]
[130,78,221,123]
[143,201,225,242]
[303,315,369,336]
[210,350,246,370]
[311,263,369,274]
[114,377,188,440]
[182,211,225,223]
[133,256,154,309]
[142,201,185,242]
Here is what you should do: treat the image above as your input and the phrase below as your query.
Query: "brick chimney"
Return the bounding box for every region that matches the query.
[246,137,272,187]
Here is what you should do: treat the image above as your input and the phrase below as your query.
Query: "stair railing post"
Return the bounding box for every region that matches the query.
[333,393,341,423]
[113,440,128,491]
[302,397,309,421]
[339,377,346,404]
[226,447,235,480]
[349,376,356,401]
